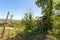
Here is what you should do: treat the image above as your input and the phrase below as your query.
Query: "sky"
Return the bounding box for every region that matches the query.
[0,0,42,20]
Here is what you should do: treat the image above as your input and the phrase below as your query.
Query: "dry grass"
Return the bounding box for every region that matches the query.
[0,27,25,40]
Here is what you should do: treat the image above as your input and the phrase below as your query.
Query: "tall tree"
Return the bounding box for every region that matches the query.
[36,0,60,39]
[35,0,60,33]
[36,0,53,33]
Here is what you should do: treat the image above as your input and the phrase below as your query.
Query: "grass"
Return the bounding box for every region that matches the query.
[0,26,25,40]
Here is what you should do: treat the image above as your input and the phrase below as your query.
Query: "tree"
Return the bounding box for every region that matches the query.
[36,0,60,33]
[23,9,37,30]
[20,9,39,39]
[36,0,60,39]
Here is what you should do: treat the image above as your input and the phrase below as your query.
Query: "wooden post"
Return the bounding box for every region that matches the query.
[1,12,9,38]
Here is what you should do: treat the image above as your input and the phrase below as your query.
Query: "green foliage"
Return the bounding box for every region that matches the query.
[22,10,37,30]
[50,14,60,39]
[20,9,39,37]
[36,0,60,32]
[0,23,4,27]
[36,0,53,32]
[36,0,60,39]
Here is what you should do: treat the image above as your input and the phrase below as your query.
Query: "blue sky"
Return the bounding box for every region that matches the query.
[0,0,42,20]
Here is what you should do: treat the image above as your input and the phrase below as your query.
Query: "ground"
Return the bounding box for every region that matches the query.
[0,27,24,40]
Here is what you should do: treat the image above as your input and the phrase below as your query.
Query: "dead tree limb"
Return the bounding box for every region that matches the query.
[1,12,9,38]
